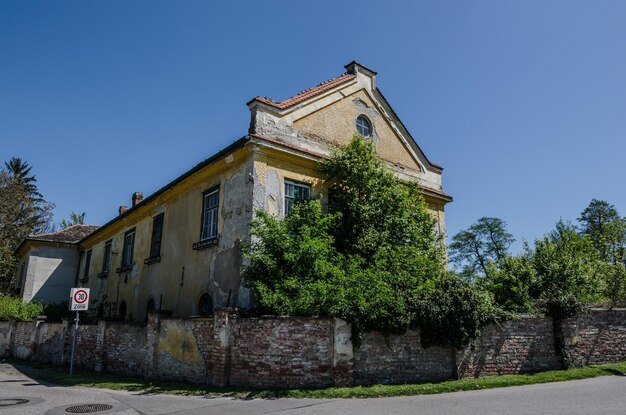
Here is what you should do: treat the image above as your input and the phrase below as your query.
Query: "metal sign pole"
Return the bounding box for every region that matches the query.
[68,287,89,376]
[69,310,79,376]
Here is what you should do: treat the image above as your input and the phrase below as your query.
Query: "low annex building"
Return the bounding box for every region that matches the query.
[15,61,452,321]
[14,225,100,304]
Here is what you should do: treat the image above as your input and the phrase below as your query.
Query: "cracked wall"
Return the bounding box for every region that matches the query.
[79,146,255,322]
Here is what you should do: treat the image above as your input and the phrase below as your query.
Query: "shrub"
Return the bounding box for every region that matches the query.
[0,295,43,320]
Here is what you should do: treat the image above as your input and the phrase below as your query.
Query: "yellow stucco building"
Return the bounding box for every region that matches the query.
[17,61,452,321]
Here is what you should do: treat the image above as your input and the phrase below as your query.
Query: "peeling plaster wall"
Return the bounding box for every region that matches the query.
[155,318,214,381]
[252,149,326,219]
[81,148,255,322]
[293,90,423,174]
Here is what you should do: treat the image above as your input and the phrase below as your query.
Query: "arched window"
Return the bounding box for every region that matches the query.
[145,298,156,322]
[118,301,127,321]
[198,293,213,317]
[356,115,372,137]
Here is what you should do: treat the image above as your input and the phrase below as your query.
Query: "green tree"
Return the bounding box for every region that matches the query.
[578,199,626,263]
[532,221,603,319]
[0,158,54,293]
[577,200,626,306]
[449,217,515,278]
[243,136,493,347]
[60,211,86,229]
[479,251,537,314]
[242,201,347,319]
[319,136,445,273]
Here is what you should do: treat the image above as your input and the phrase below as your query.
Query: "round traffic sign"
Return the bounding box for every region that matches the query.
[73,289,88,304]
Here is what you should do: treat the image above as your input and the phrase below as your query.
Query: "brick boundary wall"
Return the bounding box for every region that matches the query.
[0,309,625,387]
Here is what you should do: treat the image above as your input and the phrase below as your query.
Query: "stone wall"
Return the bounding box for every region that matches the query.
[32,322,67,365]
[354,329,456,385]
[229,317,335,388]
[456,316,562,378]
[562,309,626,366]
[1,309,625,388]
[103,322,148,376]
[154,317,214,382]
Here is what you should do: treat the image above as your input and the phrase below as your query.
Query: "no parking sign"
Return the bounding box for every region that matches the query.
[69,288,90,311]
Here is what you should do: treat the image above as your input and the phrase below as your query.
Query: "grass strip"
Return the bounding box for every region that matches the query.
[9,359,626,399]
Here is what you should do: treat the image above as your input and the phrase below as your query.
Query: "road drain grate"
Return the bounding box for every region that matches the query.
[65,403,113,413]
[0,398,29,406]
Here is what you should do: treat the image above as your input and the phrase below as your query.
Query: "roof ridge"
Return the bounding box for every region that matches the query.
[29,224,100,238]
[249,72,356,110]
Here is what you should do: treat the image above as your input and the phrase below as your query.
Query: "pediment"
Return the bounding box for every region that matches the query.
[291,88,426,173]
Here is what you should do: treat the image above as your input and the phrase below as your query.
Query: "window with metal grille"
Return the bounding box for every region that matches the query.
[201,188,219,240]
[284,180,311,216]
[121,228,135,268]
[149,213,164,258]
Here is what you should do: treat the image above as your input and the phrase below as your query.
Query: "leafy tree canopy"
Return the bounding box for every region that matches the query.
[532,221,604,318]
[578,199,626,263]
[243,136,493,348]
[449,217,514,279]
[0,158,54,293]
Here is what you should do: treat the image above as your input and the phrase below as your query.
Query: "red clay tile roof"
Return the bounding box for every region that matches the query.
[29,224,100,244]
[249,73,356,110]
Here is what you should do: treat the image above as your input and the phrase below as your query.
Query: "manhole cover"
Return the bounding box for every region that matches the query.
[0,398,29,406]
[65,404,113,413]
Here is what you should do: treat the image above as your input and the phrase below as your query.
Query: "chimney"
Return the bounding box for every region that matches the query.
[119,205,129,215]
[132,192,144,207]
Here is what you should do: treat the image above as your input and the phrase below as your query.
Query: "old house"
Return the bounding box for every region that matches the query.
[16,62,452,321]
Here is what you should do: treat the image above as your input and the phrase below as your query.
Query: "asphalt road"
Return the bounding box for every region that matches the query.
[1,363,625,415]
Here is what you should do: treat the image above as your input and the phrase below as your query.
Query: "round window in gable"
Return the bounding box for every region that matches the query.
[356,115,372,137]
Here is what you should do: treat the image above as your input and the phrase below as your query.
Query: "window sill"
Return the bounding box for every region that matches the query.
[193,237,218,251]
[144,255,161,265]
[97,272,109,279]
[116,265,132,273]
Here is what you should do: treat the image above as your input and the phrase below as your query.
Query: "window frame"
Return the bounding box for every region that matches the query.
[284,179,311,216]
[200,186,220,241]
[120,228,136,269]
[148,213,164,260]
[82,250,92,282]
[101,239,112,276]
[356,115,372,137]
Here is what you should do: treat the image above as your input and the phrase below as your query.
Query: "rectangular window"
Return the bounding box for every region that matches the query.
[121,228,136,268]
[149,213,164,258]
[200,188,219,240]
[83,250,92,280]
[284,180,311,216]
[102,240,112,274]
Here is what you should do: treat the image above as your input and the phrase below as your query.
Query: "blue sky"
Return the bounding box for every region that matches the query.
[1,1,625,251]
